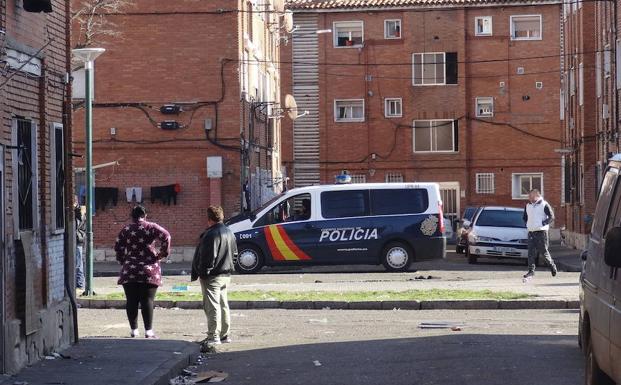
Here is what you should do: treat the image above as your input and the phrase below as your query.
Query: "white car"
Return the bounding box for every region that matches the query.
[465,206,528,264]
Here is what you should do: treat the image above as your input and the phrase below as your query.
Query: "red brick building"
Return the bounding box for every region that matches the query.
[282,0,564,229]
[71,0,285,260]
[561,0,621,249]
[1,0,75,374]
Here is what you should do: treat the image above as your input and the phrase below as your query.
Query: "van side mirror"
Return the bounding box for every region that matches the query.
[604,227,621,268]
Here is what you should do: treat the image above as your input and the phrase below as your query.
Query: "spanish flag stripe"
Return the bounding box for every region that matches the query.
[268,226,299,261]
[275,226,312,261]
[264,226,286,261]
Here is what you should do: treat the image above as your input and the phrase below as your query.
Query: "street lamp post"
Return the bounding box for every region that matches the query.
[72,47,105,297]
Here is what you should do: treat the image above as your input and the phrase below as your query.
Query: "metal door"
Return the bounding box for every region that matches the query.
[438,182,460,231]
[0,145,5,373]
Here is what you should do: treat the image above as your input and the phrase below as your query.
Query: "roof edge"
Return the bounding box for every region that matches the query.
[286,1,562,12]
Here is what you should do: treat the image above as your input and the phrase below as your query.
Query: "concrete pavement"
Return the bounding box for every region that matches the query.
[75,308,584,385]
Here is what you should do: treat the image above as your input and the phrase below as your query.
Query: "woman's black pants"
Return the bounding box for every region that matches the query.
[122,283,158,330]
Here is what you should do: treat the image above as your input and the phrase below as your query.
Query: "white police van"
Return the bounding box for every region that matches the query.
[226,183,446,273]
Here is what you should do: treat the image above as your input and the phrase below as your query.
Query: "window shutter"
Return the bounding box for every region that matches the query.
[453,119,459,152]
[23,0,52,12]
[445,52,458,84]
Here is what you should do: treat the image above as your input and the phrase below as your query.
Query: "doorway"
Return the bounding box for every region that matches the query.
[0,144,5,373]
[438,182,460,231]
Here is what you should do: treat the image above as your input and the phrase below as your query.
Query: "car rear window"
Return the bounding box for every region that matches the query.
[370,188,429,215]
[321,190,370,219]
[476,210,526,228]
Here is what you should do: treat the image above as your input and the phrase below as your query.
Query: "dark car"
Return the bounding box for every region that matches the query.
[579,155,621,385]
[455,206,481,254]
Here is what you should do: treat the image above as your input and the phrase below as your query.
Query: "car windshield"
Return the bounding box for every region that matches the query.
[476,210,526,228]
[252,193,286,216]
[463,207,478,221]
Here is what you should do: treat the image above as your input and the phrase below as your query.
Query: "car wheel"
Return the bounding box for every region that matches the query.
[234,244,264,274]
[585,337,614,385]
[382,242,413,272]
[466,247,478,264]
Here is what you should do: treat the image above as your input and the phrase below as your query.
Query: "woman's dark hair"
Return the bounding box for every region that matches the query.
[207,206,224,223]
[131,205,147,221]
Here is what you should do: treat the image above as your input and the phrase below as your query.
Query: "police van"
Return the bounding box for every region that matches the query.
[226,183,446,273]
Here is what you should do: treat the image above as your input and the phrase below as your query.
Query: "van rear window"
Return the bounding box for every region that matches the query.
[371,189,429,215]
[321,190,370,219]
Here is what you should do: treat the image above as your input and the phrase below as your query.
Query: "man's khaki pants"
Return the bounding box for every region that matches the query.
[200,275,231,341]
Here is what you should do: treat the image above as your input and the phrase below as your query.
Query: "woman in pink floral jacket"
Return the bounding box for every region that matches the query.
[114,205,171,338]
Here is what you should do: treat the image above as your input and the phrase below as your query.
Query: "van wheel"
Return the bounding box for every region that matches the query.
[585,337,614,385]
[382,242,413,272]
[466,248,478,264]
[234,244,264,274]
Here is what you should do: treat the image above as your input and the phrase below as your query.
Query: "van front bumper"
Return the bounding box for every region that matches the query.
[468,243,528,259]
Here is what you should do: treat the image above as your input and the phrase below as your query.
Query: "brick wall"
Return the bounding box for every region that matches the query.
[1,0,74,374]
[284,3,563,224]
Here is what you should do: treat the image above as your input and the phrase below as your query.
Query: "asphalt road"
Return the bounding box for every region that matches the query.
[79,308,584,385]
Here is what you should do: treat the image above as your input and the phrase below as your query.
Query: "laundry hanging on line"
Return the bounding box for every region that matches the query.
[150,184,181,205]
[94,187,119,211]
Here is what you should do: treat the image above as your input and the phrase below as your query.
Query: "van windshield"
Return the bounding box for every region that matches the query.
[253,193,285,216]
[476,210,526,228]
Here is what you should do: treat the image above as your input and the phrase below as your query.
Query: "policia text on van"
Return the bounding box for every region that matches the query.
[226,183,447,273]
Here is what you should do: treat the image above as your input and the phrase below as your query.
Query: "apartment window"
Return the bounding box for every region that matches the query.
[351,174,367,184]
[475,16,492,36]
[384,98,402,118]
[385,172,404,183]
[617,39,621,89]
[475,97,494,117]
[412,52,458,85]
[241,51,249,96]
[333,21,363,47]
[413,120,457,153]
[510,15,542,40]
[569,68,575,96]
[334,99,364,122]
[512,173,543,199]
[50,123,65,230]
[578,63,584,106]
[560,89,565,120]
[16,119,36,230]
[476,173,495,194]
[384,19,401,39]
[604,45,611,78]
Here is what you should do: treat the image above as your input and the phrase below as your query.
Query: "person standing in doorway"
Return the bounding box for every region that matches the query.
[522,189,558,279]
[192,206,237,346]
[75,196,86,291]
[115,205,171,338]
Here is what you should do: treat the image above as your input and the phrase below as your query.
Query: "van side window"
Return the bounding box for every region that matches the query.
[371,188,429,215]
[592,168,619,238]
[321,190,369,219]
[604,178,621,234]
[254,193,312,227]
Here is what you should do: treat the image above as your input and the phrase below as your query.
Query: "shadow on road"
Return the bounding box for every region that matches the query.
[209,334,583,385]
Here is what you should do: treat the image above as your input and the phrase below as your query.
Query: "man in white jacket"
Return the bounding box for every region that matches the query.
[522,189,557,279]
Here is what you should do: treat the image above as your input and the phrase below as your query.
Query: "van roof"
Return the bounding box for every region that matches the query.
[480,206,523,212]
[284,182,440,195]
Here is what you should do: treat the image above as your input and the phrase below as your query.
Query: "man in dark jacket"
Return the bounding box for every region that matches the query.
[192,206,238,345]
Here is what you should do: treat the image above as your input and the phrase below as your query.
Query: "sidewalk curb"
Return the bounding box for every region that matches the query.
[556,259,582,273]
[78,298,580,311]
[144,342,199,385]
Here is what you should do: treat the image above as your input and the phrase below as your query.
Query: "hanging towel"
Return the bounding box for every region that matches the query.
[150,184,180,205]
[94,187,119,211]
[126,187,143,203]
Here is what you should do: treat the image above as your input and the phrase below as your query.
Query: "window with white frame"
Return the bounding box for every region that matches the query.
[384,98,402,117]
[604,45,612,78]
[334,99,365,122]
[351,174,367,183]
[510,15,542,40]
[476,173,495,194]
[241,50,249,96]
[385,172,404,183]
[475,97,494,117]
[570,67,575,96]
[334,21,363,47]
[413,120,457,153]
[384,19,401,39]
[412,52,458,85]
[512,173,543,199]
[50,123,65,230]
[616,39,621,89]
[475,16,492,36]
[579,63,584,106]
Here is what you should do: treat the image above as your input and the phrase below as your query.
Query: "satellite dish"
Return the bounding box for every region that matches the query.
[284,10,294,33]
[285,94,299,120]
